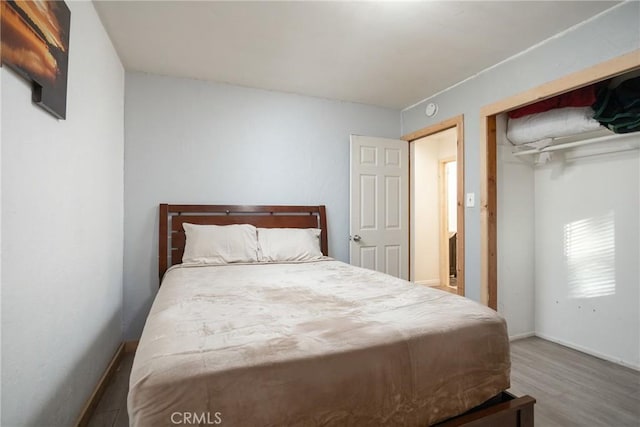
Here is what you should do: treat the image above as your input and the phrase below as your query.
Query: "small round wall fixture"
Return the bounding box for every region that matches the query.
[425,102,439,117]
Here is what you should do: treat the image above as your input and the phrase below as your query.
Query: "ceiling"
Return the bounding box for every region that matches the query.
[94,1,619,109]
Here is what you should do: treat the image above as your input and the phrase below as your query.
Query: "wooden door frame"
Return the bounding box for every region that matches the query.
[402,115,465,296]
[480,50,640,309]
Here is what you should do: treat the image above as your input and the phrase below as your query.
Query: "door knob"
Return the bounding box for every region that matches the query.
[351,235,362,242]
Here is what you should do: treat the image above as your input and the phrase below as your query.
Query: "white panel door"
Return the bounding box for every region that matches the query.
[350,135,408,279]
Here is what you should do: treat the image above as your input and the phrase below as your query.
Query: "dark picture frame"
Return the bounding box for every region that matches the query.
[1,0,71,119]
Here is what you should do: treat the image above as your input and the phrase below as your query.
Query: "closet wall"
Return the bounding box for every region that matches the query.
[534,136,639,368]
[497,116,640,368]
[496,115,535,339]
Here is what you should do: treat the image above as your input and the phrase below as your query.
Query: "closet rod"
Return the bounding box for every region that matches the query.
[512,132,634,156]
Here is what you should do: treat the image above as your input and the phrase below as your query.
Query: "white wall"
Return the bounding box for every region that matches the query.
[413,140,440,284]
[534,139,639,368]
[412,128,456,284]
[401,2,639,303]
[124,72,399,339]
[496,114,535,338]
[1,2,124,425]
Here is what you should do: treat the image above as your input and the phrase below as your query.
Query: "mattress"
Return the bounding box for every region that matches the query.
[128,260,510,426]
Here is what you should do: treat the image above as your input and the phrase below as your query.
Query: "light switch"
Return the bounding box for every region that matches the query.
[466,193,475,208]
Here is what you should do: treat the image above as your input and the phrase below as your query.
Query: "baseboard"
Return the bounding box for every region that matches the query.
[124,340,139,353]
[534,332,640,371]
[509,331,536,341]
[74,342,125,427]
[415,279,440,286]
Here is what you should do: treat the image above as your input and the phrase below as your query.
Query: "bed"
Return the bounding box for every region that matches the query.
[128,204,535,426]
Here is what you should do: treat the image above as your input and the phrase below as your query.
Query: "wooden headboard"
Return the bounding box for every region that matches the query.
[159,204,328,280]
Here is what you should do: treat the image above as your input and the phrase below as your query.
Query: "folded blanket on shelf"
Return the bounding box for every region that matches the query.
[508,83,601,119]
[507,106,601,145]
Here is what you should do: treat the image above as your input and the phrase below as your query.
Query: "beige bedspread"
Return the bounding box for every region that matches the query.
[128,260,510,426]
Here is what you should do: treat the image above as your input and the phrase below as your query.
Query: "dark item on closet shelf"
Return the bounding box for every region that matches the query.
[508,83,602,119]
[592,76,640,134]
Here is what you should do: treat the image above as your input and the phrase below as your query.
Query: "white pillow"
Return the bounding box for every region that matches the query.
[182,223,259,265]
[257,228,323,262]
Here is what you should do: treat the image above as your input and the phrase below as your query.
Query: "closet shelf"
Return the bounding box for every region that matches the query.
[512,131,633,157]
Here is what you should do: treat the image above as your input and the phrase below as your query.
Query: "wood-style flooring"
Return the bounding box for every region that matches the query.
[88,337,639,426]
[509,337,639,427]
[429,277,459,294]
[87,352,134,427]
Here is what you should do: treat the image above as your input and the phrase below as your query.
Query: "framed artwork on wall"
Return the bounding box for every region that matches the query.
[1,0,71,119]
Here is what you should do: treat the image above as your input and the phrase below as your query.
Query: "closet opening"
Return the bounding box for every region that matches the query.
[480,50,640,367]
[480,50,640,310]
[403,115,465,296]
